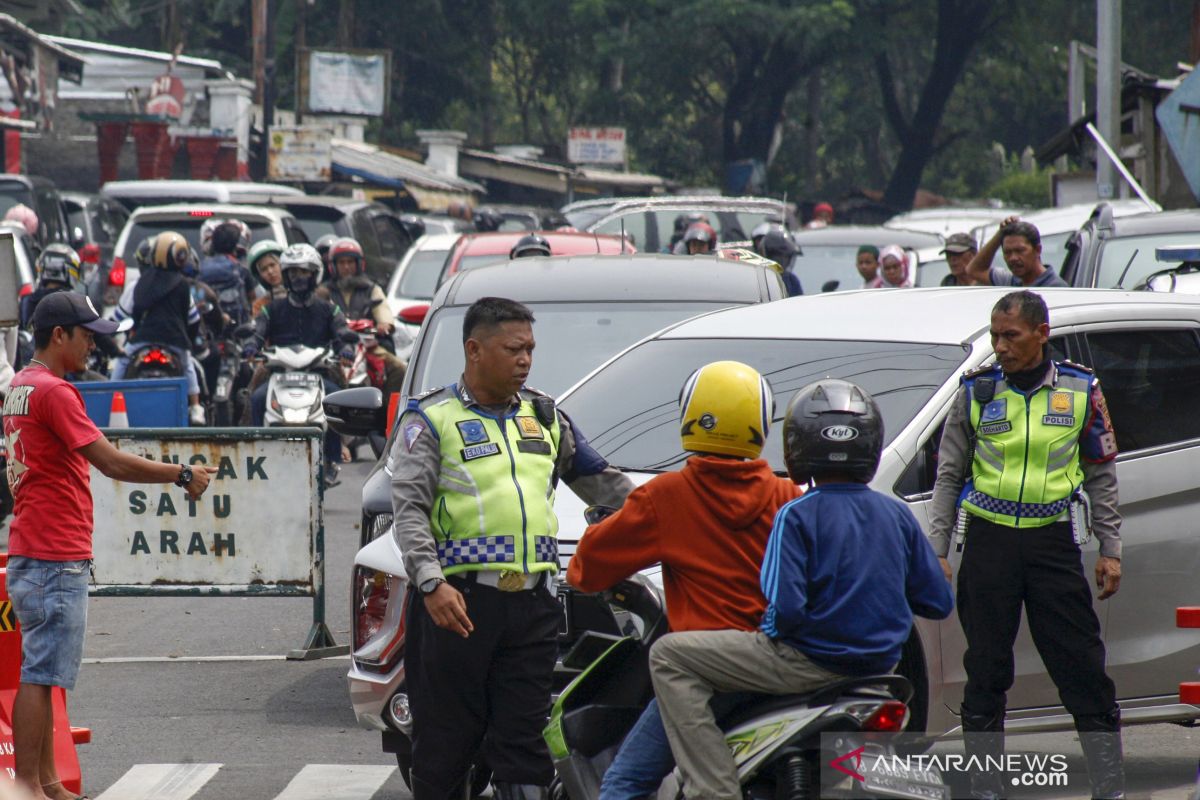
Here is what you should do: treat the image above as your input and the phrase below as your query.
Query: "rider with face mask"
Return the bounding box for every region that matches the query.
[246,244,354,481]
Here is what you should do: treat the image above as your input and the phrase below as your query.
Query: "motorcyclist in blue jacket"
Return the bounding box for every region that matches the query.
[648,379,955,800]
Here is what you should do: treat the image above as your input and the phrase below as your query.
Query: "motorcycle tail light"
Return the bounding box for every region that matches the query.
[353,565,406,672]
[109,257,126,287]
[141,348,172,365]
[861,701,909,732]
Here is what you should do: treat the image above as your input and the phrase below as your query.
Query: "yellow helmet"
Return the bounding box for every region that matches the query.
[679,360,774,459]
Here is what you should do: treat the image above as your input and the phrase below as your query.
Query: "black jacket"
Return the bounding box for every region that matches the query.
[130,269,192,351]
[253,296,352,351]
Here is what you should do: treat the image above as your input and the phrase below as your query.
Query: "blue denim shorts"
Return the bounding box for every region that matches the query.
[6,556,91,690]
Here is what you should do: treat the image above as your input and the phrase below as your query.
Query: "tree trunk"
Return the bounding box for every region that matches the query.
[337,0,355,47]
[802,70,822,188]
[879,0,994,211]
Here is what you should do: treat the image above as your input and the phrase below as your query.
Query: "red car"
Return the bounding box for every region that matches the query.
[437,230,635,286]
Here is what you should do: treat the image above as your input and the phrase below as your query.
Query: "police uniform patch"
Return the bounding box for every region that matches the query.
[461,443,501,461]
[1042,415,1075,427]
[516,416,544,439]
[981,399,1007,422]
[1093,389,1114,432]
[1049,391,1073,415]
[404,422,424,452]
[456,419,490,445]
[979,421,1013,435]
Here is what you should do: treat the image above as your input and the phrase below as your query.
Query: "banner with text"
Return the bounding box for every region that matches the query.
[567,127,626,165]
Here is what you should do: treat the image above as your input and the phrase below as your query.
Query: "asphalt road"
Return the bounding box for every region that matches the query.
[0,458,1195,799]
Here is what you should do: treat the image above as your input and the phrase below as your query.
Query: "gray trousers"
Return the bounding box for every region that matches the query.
[648,630,843,800]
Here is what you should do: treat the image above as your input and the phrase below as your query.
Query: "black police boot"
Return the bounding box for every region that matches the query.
[1075,709,1125,800]
[961,707,1006,799]
[493,782,549,800]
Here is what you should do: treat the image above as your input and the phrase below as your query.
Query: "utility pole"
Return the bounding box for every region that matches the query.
[251,0,276,180]
[295,0,307,124]
[1096,0,1122,199]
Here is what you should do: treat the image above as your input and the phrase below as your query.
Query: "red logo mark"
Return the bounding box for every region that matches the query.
[829,746,867,782]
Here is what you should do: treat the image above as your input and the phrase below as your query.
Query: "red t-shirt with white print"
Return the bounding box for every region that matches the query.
[3,364,102,560]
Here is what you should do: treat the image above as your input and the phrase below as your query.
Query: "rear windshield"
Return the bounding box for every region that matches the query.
[0,182,33,219]
[393,248,450,301]
[117,218,277,260]
[1095,232,1200,288]
[288,210,349,243]
[561,337,965,472]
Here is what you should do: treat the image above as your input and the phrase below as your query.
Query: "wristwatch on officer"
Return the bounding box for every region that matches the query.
[174,464,193,488]
[420,578,445,595]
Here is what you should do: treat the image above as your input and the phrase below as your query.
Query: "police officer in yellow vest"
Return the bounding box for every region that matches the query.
[929,291,1124,800]
[390,297,634,800]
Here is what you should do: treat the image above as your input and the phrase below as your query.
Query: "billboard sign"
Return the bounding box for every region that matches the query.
[303,49,389,117]
[269,125,333,182]
[567,127,626,165]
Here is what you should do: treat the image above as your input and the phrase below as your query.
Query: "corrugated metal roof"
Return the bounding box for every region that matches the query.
[332,138,484,194]
[44,35,225,72]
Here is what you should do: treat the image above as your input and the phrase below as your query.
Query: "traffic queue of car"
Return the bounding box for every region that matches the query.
[315,193,1200,794]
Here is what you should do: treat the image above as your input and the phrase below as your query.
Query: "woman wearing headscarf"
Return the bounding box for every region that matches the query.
[870,244,914,288]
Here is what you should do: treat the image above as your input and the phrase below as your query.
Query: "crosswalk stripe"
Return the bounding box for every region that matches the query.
[272,764,398,799]
[93,763,222,800]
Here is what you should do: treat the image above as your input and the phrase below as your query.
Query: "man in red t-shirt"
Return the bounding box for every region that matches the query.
[3,292,216,800]
[566,361,799,800]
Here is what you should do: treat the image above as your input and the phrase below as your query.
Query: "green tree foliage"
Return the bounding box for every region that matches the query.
[49,0,1197,210]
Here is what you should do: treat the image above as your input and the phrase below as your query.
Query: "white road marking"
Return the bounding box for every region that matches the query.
[272,764,398,799]
[82,654,351,664]
[93,763,222,800]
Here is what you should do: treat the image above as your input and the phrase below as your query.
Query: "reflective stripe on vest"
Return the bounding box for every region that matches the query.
[422,394,561,576]
[961,366,1090,528]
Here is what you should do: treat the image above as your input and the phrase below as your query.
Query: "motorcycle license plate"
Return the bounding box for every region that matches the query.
[282,373,320,388]
[861,744,947,800]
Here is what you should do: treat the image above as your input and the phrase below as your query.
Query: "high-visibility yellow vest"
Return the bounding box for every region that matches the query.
[960,364,1091,528]
[418,389,562,576]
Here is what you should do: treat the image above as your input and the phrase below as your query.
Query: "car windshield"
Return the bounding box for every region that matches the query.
[393,248,450,301]
[0,184,33,219]
[792,245,871,292]
[411,301,734,397]
[560,337,966,472]
[288,213,343,243]
[564,207,615,230]
[592,209,774,252]
[1096,233,1200,288]
[117,218,276,260]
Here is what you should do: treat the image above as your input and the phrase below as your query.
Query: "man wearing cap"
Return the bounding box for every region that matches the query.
[941,233,982,286]
[3,293,217,800]
[966,216,1069,288]
[804,202,834,229]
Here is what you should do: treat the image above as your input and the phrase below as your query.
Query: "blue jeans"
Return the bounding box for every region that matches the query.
[6,556,91,690]
[599,699,675,800]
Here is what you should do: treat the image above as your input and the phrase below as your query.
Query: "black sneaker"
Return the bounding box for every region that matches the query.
[324,464,341,488]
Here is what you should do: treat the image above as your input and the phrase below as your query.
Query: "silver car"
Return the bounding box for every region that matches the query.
[554,287,1200,737]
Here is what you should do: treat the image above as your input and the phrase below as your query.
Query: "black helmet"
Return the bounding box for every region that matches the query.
[760,230,797,269]
[783,379,884,484]
[473,207,504,232]
[510,233,551,259]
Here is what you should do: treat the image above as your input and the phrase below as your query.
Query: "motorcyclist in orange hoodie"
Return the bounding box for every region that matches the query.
[567,360,799,800]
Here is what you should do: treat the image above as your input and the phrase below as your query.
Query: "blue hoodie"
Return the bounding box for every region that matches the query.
[760,483,953,675]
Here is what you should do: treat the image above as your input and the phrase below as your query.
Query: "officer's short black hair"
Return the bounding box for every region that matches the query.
[1000,220,1041,249]
[993,290,1048,329]
[463,297,536,343]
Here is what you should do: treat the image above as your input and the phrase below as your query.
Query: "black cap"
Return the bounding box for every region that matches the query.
[30,291,131,335]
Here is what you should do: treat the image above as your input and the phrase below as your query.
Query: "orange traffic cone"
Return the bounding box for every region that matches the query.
[108,391,129,428]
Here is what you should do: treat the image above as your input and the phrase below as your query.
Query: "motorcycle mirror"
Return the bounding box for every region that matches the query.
[821,279,839,293]
[323,386,385,437]
[583,505,618,525]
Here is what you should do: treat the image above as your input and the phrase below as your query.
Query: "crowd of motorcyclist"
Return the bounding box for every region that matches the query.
[5,205,407,488]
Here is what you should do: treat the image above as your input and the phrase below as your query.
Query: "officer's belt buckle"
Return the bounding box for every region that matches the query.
[497,570,527,592]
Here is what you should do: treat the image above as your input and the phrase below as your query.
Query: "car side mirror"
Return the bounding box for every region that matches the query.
[399,303,430,325]
[324,386,385,437]
[821,280,839,293]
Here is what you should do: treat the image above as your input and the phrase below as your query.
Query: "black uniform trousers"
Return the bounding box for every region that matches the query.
[405,572,561,799]
[957,518,1116,721]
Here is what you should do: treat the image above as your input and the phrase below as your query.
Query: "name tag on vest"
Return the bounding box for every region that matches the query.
[461,443,501,461]
[979,421,1012,435]
[1042,414,1075,427]
[516,439,552,455]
